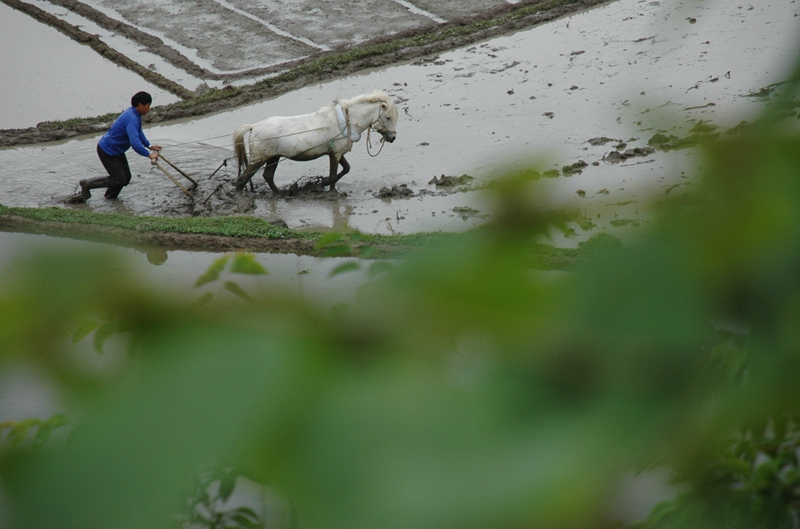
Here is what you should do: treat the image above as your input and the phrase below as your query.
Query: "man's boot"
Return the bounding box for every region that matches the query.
[65,177,109,204]
[80,177,109,199]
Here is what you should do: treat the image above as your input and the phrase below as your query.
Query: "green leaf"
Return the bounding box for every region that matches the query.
[194,255,231,287]
[190,291,215,309]
[33,415,69,446]
[93,321,119,354]
[230,514,260,528]
[232,506,259,521]
[223,281,253,302]
[321,244,353,258]
[72,318,100,344]
[314,231,346,251]
[7,420,37,448]
[358,245,379,259]
[218,475,236,501]
[229,253,267,276]
[329,262,361,277]
[369,261,394,277]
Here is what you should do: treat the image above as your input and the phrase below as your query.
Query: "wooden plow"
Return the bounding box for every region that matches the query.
[151,151,198,200]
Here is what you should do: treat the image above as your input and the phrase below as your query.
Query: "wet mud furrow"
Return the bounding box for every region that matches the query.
[0,0,193,98]
[45,0,324,82]
[404,0,511,20]
[0,0,612,147]
[89,0,317,72]
[209,0,330,50]
[220,0,436,49]
[46,0,223,81]
[389,0,446,23]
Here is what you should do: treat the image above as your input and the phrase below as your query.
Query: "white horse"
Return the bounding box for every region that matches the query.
[232,91,398,193]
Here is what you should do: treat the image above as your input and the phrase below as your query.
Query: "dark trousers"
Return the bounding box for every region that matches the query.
[97,144,132,198]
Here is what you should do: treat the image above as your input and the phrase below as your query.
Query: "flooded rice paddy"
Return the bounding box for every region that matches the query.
[0,0,798,240]
[0,1,180,129]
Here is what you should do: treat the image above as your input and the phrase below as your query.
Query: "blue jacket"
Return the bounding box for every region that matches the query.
[98,106,151,157]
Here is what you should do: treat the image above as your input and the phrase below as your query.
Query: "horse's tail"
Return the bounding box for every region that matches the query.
[233,124,253,172]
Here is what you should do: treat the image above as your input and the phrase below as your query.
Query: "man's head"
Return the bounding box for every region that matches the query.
[131,91,152,115]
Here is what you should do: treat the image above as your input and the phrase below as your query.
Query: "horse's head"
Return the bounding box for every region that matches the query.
[373,100,398,143]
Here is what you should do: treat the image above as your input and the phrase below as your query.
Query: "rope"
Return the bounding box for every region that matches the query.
[327,130,348,152]
[366,126,386,157]
[157,125,336,155]
[162,125,348,177]
[160,133,232,149]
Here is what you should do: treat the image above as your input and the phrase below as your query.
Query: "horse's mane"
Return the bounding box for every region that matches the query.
[331,91,394,109]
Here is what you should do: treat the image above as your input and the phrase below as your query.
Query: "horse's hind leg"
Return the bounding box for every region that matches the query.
[262,156,281,194]
[235,158,267,191]
[329,154,350,192]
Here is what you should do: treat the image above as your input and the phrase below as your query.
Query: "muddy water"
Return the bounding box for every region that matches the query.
[0,230,372,305]
[0,2,179,130]
[0,0,798,238]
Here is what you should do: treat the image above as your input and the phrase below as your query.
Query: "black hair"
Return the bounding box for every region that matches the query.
[131,91,152,108]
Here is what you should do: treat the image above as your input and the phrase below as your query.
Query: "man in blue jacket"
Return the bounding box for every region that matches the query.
[71,91,162,202]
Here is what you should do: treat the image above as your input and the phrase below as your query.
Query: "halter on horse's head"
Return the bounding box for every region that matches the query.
[341,91,398,143]
[372,99,398,143]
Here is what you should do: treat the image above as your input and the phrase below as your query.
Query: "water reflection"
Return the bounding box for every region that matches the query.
[0,232,372,308]
[141,247,169,266]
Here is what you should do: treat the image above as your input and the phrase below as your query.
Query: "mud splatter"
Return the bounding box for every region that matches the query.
[562,160,588,176]
[428,174,475,187]
[603,146,655,163]
[452,206,487,220]
[376,184,414,199]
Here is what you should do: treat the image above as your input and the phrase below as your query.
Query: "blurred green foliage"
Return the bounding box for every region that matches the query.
[1,45,800,529]
[177,467,264,529]
[0,415,68,452]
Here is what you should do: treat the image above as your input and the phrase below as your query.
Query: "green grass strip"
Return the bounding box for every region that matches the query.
[0,204,609,270]
[0,204,457,247]
[0,205,299,239]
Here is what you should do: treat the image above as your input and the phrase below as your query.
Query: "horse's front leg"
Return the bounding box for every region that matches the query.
[328,154,350,192]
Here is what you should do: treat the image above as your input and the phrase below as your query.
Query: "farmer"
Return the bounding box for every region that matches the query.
[70,91,161,202]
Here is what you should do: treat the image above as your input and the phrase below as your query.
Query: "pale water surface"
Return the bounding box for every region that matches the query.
[0,2,179,129]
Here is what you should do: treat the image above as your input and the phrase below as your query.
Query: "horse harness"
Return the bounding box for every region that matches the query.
[330,100,390,155]
[330,101,355,153]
